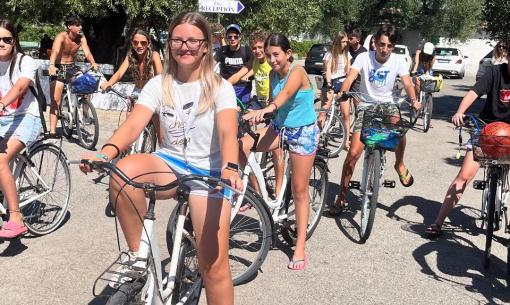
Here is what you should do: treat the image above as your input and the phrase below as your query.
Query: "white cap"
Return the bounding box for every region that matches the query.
[423,42,435,55]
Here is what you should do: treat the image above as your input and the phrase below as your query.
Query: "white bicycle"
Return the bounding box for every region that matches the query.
[76,160,242,305]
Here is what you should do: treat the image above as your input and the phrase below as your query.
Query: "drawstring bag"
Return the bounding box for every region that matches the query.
[71,72,100,94]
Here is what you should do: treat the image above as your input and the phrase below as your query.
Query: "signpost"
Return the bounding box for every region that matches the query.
[198,0,245,14]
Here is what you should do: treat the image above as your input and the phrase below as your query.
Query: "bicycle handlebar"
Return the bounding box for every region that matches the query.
[68,159,240,194]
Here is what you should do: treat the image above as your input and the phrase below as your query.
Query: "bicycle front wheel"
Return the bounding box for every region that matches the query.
[140,121,158,153]
[76,97,99,150]
[166,188,273,286]
[281,158,328,246]
[324,113,347,157]
[484,168,498,268]
[359,149,381,243]
[18,144,71,235]
[422,94,433,132]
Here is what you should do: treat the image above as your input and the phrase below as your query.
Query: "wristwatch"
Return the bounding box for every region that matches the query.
[223,162,240,172]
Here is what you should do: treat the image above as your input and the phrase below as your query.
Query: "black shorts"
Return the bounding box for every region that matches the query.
[50,64,80,83]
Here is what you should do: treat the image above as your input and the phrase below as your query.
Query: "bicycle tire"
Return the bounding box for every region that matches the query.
[76,97,99,150]
[18,144,71,235]
[171,225,203,305]
[105,280,145,305]
[60,94,74,139]
[140,121,158,153]
[166,188,273,286]
[281,158,328,246]
[484,168,498,268]
[359,149,381,243]
[324,113,347,157]
[422,94,433,132]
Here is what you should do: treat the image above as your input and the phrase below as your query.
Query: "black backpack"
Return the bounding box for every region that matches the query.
[19,54,48,133]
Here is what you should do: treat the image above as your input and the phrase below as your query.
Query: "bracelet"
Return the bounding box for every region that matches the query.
[101,143,121,158]
[49,63,55,66]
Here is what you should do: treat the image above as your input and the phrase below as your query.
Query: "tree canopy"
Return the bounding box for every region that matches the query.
[483,0,510,42]
[0,0,486,63]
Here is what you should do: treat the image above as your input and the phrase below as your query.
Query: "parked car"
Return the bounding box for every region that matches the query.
[304,43,330,75]
[393,44,412,71]
[475,50,493,81]
[432,47,467,79]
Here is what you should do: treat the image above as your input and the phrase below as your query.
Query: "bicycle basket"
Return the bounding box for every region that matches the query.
[420,75,443,93]
[71,72,100,94]
[360,106,411,151]
[471,134,510,163]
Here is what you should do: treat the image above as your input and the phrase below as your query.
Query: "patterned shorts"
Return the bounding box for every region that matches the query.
[352,103,400,133]
[270,121,320,156]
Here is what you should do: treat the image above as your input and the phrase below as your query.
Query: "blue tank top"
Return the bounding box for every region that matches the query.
[271,67,316,128]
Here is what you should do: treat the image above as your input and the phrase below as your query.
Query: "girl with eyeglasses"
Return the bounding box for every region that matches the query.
[0,19,42,238]
[100,28,163,96]
[81,12,241,305]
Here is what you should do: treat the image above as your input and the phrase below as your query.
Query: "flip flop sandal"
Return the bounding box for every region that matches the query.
[288,254,308,271]
[0,221,28,239]
[397,168,414,187]
[425,223,442,238]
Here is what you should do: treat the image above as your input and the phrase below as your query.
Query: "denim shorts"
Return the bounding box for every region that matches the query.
[0,114,42,147]
[270,122,320,156]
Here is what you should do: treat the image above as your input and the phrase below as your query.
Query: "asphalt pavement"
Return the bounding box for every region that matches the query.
[0,76,509,305]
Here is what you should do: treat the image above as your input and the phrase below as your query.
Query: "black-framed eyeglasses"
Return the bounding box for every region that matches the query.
[169,38,206,50]
[0,37,14,45]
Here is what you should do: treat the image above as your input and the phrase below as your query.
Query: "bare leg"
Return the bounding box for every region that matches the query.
[0,138,27,226]
[109,154,176,251]
[394,135,413,185]
[336,132,365,205]
[49,80,65,135]
[289,152,315,267]
[189,195,233,305]
[433,150,480,227]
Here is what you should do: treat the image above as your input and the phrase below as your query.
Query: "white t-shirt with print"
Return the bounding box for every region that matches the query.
[351,51,409,102]
[0,53,40,117]
[323,51,352,79]
[137,75,237,171]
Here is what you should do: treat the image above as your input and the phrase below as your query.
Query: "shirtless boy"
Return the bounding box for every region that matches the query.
[48,15,98,136]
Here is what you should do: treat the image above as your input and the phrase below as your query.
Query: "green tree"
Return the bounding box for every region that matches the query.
[483,0,510,42]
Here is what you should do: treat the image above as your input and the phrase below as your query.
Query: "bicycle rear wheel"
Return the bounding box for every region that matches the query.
[359,149,381,243]
[17,144,71,235]
[422,94,433,132]
[324,113,347,157]
[105,280,145,305]
[484,168,498,268]
[60,94,74,139]
[76,97,99,150]
[281,158,328,246]
[166,188,272,286]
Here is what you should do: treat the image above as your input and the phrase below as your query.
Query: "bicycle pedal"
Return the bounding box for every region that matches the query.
[473,180,486,190]
[383,180,396,188]
[349,181,360,190]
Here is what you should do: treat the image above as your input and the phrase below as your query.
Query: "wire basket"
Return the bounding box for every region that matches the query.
[420,76,443,93]
[470,134,510,163]
[360,107,412,152]
[71,72,101,94]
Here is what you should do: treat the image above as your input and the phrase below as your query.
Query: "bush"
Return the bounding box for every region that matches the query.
[19,23,62,42]
[290,40,319,59]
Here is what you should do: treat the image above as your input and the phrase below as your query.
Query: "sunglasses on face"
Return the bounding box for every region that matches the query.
[0,37,14,44]
[132,40,149,47]
[227,35,239,40]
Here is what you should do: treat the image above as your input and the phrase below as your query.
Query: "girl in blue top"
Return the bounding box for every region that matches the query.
[240,33,319,271]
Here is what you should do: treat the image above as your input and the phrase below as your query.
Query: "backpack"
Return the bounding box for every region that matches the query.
[19,54,48,133]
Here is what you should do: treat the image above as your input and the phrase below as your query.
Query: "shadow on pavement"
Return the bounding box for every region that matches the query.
[0,237,28,256]
[381,195,509,303]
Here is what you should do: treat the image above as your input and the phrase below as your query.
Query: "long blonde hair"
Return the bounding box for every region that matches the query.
[330,31,350,74]
[162,12,221,114]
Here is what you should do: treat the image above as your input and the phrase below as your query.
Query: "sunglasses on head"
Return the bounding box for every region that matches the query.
[0,37,14,44]
[132,40,149,47]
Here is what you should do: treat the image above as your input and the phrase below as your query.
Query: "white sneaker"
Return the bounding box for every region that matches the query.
[109,251,140,288]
